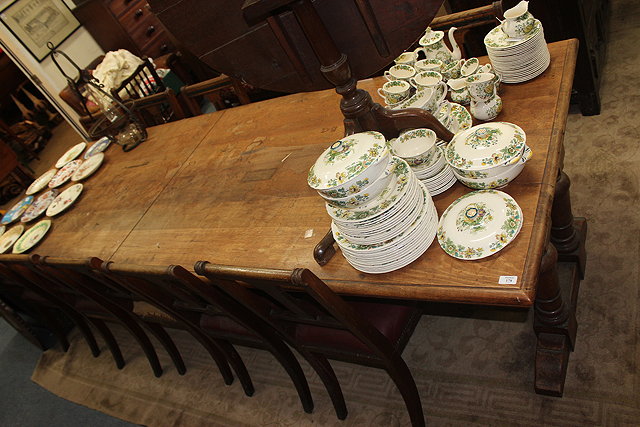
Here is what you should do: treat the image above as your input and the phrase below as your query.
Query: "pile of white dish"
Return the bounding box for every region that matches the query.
[444,122,532,190]
[389,128,456,197]
[307,131,437,274]
[483,1,550,83]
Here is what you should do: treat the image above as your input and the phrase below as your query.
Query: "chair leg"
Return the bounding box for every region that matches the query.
[265,342,314,413]
[215,340,254,396]
[386,360,425,427]
[182,325,234,385]
[88,318,125,369]
[144,322,187,375]
[52,304,101,357]
[305,353,347,419]
[117,317,163,377]
[36,307,70,351]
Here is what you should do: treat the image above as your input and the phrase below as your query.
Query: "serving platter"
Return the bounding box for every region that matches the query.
[1,196,33,225]
[55,142,86,168]
[12,219,52,254]
[0,225,24,253]
[26,169,57,195]
[46,183,84,217]
[437,189,523,260]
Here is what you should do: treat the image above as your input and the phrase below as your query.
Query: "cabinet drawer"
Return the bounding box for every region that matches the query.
[142,34,174,59]
[127,13,163,46]
[119,2,154,32]
[108,0,139,17]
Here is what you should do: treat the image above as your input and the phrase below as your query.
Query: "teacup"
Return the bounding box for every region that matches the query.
[447,78,470,105]
[502,0,536,39]
[440,59,463,80]
[414,59,443,73]
[466,72,497,102]
[460,58,479,77]
[377,79,411,105]
[409,70,443,90]
[394,51,418,67]
[384,64,416,81]
[390,128,438,167]
[424,81,447,113]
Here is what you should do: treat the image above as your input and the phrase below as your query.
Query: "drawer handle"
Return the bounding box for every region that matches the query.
[135,8,143,18]
[160,44,168,52]
[146,25,155,36]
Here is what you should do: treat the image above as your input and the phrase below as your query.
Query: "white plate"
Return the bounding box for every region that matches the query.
[55,142,87,168]
[46,183,84,217]
[26,169,57,195]
[12,219,51,254]
[49,160,82,188]
[72,152,104,181]
[0,225,4,237]
[84,137,112,159]
[0,225,24,253]
[21,189,58,223]
[437,189,523,260]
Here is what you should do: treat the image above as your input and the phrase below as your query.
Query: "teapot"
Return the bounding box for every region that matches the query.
[415,27,461,64]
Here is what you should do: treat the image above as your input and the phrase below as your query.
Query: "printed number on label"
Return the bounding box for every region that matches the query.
[498,275,518,285]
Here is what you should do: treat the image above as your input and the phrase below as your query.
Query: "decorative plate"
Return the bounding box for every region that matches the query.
[12,219,51,254]
[484,19,542,49]
[0,225,5,237]
[0,225,24,253]
[72,152,104,181]
[55,142,87,168]
[46,183,83,217]
[84,137,112,159]
[26,169,58,195]
[307,131,387,190]
[437,189,523,260]
[1,196,34,225]
[445,122,526,170]
[21,189,59,223]
[49,160,82,188]
[326,157,412,222]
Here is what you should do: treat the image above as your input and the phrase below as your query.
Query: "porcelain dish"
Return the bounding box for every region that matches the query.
[12,219,51,254]
[49,160,82,188]
[72,152,104,181]
[452,145,532,189]
[0,225,24,253]
[26,169,57,195]
[55,142,86,168]
[437,189,523,260]
[46,183,84,217]
[84,136,112,159]
[322,158,395,208]
[21,189,59,223]
[1,196,33,225]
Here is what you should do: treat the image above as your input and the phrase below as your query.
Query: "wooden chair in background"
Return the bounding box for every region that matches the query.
[179,74,251,115]
[127,88,187,126]
[110,58,166,102]
[95,260,314,412]
[194,262,425,426]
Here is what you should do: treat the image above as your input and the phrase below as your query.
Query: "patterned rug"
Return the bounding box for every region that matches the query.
[31,0,640,425]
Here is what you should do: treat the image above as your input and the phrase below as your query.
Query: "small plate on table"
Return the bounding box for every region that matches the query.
[12,219,52,254]
[1,196,34,225]
[0,225,24,253]
[26,169,58,195]
[46,183,83,217]
[55,142,86,168]
[84,137,112,159]
[72,153,104,181]
[48,160,82,188]
[21,189,59,223]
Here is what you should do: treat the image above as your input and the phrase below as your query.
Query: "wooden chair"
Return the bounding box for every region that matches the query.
[0,295,49,350]
[110,58,166,102]
[194,262,424,426]
[179,74,251,115]
[95,259,313,412]
[125,88,187,127]
[33,255,188,377]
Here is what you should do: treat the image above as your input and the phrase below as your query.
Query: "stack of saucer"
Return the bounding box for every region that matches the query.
[483,20,550,83]
[308,132,437,274]
[411,148,456,196]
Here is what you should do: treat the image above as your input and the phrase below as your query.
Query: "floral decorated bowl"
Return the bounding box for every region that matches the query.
[390,129,437,167]
[452,151,529,189]
[308,131,390,198]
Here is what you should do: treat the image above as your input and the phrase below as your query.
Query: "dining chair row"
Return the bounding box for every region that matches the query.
[0,254,425,426]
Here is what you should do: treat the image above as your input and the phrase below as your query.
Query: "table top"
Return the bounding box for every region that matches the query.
[36,39,578,307]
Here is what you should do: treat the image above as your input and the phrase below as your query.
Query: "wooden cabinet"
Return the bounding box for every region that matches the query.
[73,0,175,59]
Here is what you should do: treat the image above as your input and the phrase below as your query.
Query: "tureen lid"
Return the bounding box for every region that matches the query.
[308,131,388,190]
[437,189,523,260]
[444,122,526,170]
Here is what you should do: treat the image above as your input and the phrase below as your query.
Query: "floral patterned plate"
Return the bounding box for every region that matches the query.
[437,189,523,260]
[12,219,51,254]
[26,169,58,195]
[484,19,542,50]
[46,183,83,217]
[72,152,104,181]
[49,160,82,188]
[84,137,112,159]
[0,225,4,237]
[0,225,24,253]
[21,189,59,223]
[55,142,86,168]
[1,196,34,225]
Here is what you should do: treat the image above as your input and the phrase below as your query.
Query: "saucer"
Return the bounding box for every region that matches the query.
[55,142,86,168]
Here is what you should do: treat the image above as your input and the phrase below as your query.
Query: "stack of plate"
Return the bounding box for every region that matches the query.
[327,158,437,274]
[483,19,550,83]
[411,148,456,196]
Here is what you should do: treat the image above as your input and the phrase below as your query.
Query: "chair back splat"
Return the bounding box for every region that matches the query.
[194,262,424,426]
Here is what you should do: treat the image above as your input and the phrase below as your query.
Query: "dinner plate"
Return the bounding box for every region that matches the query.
[12,219,51,254]
[26,169,57,195]
[84,136,112,159]
[49,160,82,188]
[72,152,104,181]
[46,183,84,217]
[0,225,4,237]
[1,196,33,225]
[0,225,24,253]
[21,189,58,223]
[55,142,86,168]
[437,189,523,260]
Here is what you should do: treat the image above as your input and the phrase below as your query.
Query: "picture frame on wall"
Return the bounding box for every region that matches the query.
[0,0,80,62]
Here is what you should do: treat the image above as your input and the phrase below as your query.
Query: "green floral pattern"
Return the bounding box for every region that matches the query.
[465,127,503,149]
[456,202,493,233]
[445,123,525,170]
[437,230,485,259]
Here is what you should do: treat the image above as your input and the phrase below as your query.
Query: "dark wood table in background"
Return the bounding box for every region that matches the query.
[35,39,585,396]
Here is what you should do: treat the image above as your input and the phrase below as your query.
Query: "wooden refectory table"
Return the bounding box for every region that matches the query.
[36,39,586,396]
